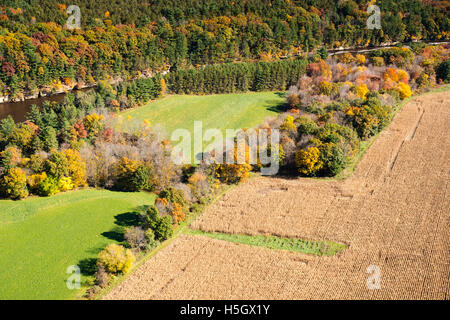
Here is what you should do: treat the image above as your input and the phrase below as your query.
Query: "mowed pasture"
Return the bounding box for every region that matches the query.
[121,92,284,150]
[105,90,450,299]
[0,190,155,300]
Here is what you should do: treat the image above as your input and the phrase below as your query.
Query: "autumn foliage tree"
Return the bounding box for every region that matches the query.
[0,167,28,199]
[295,146,323,176]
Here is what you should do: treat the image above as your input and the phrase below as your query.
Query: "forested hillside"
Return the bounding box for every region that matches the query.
[0,0,448,98]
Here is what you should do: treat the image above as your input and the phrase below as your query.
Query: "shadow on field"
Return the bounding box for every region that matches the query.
[101,210,142,243]
[114,211,141,227]
[101,228,124,242]
[265,99,287,113]
[79,258,98,276]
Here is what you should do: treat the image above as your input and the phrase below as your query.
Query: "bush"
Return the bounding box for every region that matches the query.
[94,265,110,288]
[318,81,333,96]
[280,115,297,133]
[416,73,431,88]
[355,84,369,99]
[140,205,173,241]
[0,167,29,200]
[113,157,150,192]
[124,226,148,250]
[338,53,356,64]
[154,216,173,241]
[97,243,135,274]
[287,94,300,108]
[27,172,47,194]
[395,82,412,99]
[355,54,366,65]
[436,60,450,83]
[318,143,348,176]
[58,177,74,192]
[159,187,187,208]
[315,123,359,154]
[346,100,392,139]
[295,146,323,176]
[38,176,60,196]
[370,47,413,67]
[44,152,69,180]
[296,117,318,137]
[371,56,384,67]
[215,163,252,184]
[28,153,45,173]
[144,229,159,250]
[170,203,185,224]
[130,165,151,191]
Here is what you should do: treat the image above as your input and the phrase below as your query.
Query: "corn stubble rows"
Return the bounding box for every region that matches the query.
[105,91,449,299]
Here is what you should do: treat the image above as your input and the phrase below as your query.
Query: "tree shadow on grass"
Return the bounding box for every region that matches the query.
[85,245,107,255]
[101,228,125,242]
[275,91,286,98]
[78,258,98,276]
[114,211,141,227]
[101,209,143,242]
[265,100,287,113]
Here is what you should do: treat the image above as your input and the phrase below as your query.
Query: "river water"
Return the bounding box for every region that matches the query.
[0,92,70,122]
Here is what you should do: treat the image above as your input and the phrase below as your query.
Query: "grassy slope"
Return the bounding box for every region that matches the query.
[0,189,155,300]
[122,92,284,148]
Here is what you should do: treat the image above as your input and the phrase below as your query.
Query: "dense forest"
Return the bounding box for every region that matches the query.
[0,0,448,98]
[166,59,307,94]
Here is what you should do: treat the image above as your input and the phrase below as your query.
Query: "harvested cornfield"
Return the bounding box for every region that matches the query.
[105,90,450,299]
[104,235,314,300]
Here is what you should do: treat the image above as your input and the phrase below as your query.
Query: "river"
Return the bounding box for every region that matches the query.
[0,91,73,122]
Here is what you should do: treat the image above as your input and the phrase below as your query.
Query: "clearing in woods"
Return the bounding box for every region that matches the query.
[121,92,284,136]
[105,90,449,299]
[121,92,283,156]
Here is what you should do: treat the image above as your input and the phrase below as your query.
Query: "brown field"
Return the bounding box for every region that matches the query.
[105,90,449,299]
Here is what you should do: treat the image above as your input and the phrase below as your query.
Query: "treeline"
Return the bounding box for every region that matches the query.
[0,74,167,201]
[166,59,307,94]
[275,44,449,177]
[0,1,448,99]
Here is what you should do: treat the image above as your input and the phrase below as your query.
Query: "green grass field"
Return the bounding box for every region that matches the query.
[122,92,285,154]
[0,189,155,300]
[185,229,347,257]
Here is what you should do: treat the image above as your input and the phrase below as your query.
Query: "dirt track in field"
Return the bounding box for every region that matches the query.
[105,90,449,299]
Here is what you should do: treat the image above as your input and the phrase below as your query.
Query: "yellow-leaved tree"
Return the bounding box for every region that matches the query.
[97,244,135,274]
[295,146,323,176]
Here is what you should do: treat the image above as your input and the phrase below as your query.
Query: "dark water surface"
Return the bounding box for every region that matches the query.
[0,92,69,122]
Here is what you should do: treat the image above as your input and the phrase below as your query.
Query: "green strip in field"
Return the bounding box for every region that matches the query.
[185,229,347,257]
